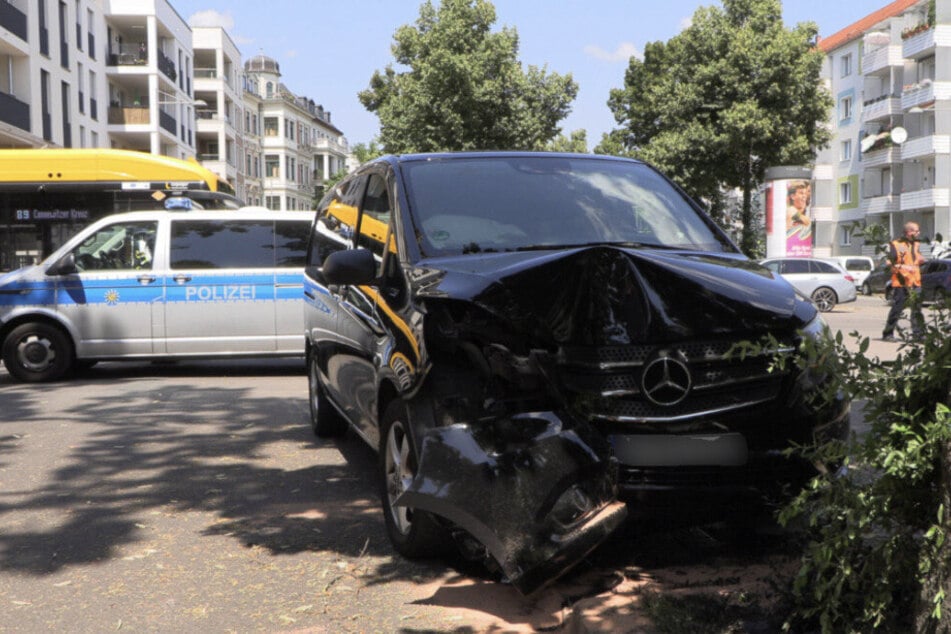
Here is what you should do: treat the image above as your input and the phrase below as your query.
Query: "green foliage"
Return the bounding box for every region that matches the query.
[767,309,951,631]
[359,0,577,153]
[351,139,385,165]
[544,129,588,153]
[853,221,891,257]
[598,0,832,256]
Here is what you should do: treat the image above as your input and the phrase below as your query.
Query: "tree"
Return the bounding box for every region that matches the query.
[351,140,384,165]
[544,129,588,153]
[359,0,577,153]
[598,0,831,255]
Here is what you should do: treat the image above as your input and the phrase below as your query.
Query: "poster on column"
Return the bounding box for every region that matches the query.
[784,179,813,257]
[766,178,814,258]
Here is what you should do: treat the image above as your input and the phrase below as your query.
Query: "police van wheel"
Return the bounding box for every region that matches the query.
[2,322,74,383]
[308,351,347,437]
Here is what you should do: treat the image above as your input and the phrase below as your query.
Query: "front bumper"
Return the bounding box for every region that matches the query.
[396,411,627,595]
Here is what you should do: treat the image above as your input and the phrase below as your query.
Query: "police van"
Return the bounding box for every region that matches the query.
[0,206,314,382]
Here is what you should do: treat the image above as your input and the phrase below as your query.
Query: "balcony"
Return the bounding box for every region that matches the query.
[901,187,951,211]
[0,0,28,42]
[0,90,29,131]
[159,110,176,135]
[861,95,901,122]
[107,42,148,67]
[862,146,899,169]
[902,25,951,60]
[108,106,149,125]
[157,50,177,82]
[313,137,349,155]
[901,81,951,110]
[861,194,899,215]
[901,135,951,161]
[862,45,902,75]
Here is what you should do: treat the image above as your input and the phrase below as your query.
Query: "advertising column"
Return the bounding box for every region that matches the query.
[764,166,814,258]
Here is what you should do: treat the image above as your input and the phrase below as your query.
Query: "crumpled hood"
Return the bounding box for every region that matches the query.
[409,246,814,345]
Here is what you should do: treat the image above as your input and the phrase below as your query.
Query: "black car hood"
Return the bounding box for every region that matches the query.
[408,246,814,345]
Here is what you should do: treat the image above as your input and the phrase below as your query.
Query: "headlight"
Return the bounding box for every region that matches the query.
[799,311,828,343]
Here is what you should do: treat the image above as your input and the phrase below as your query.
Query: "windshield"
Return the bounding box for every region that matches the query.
[400,156,735,257]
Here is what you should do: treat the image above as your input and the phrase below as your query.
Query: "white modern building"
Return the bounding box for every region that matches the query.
[815,0,951,255]
[0,0,351,208]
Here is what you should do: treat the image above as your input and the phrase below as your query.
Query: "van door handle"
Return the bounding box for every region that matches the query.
[137,274,157,284]
[173,274,192,284]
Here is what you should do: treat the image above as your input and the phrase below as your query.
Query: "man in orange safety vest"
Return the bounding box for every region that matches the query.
[882,221,925,342]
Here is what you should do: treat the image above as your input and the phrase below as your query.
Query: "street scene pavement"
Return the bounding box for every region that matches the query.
[0,295,910,632]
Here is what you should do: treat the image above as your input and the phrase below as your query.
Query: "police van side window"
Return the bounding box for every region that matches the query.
[170,220,274,269]
[275,221,309,267]
[72,221,157,271]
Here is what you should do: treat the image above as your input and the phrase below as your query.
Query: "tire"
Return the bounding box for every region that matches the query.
[1,322,73,382]
[307,349,347,437]
[378,399,449,559]
[860,281,871,296]
[811,287,837,313]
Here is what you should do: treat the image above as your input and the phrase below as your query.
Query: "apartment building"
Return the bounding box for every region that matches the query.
[0,0,195,156]
[244,53,349,211]
[816,0,950,256]
[191,26,242,197]
[0,1,350,209]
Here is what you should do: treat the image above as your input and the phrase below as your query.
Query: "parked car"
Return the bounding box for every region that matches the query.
[303,152,849,594]
[861,257,894,299]
[826,256,875,290]
[921,258,951,304]
[759,257,858,312]
[0,206,314,382]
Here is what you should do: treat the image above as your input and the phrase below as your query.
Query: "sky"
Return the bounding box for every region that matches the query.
[170,0,873,148]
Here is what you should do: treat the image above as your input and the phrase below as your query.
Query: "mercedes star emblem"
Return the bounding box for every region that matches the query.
[641,353,692,406]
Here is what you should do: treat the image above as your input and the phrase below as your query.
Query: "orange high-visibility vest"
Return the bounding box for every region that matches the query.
[890,239,923,287]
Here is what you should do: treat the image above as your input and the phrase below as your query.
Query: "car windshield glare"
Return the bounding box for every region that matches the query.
[400,156,734,257]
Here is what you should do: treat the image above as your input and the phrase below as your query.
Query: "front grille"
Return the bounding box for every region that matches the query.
[558,338,791,423]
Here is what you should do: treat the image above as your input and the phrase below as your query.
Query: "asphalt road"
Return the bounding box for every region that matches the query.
[0,295,905,632]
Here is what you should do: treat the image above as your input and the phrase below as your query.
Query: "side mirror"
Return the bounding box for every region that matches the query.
[46,252,77,276]
[322,248,376,286]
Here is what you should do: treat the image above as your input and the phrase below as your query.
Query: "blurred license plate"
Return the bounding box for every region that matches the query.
[611,433,748,467]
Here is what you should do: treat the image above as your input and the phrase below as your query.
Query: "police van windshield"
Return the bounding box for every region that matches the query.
[400,156,735,258]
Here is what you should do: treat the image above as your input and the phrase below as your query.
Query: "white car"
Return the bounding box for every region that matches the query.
[825,256,875,290]
[760,257,858,312]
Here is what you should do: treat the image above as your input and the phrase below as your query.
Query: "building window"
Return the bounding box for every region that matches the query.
[840,182,852,205]
[265,195,280,210]
[841,53,852,78]
[77,61,84,114]
[264,117,278,136]
[840,96,853,123]
[841,139,851,161]
[840,225,852,246]
[265,154,279,178]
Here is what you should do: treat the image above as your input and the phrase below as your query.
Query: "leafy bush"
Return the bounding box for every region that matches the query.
[772,309,951,631]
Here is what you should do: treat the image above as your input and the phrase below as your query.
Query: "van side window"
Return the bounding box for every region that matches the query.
[275,221,309,267]
[171,220,274,269]
[72,221,157,271]
[359,174,392,265]
[307,176,367,268]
